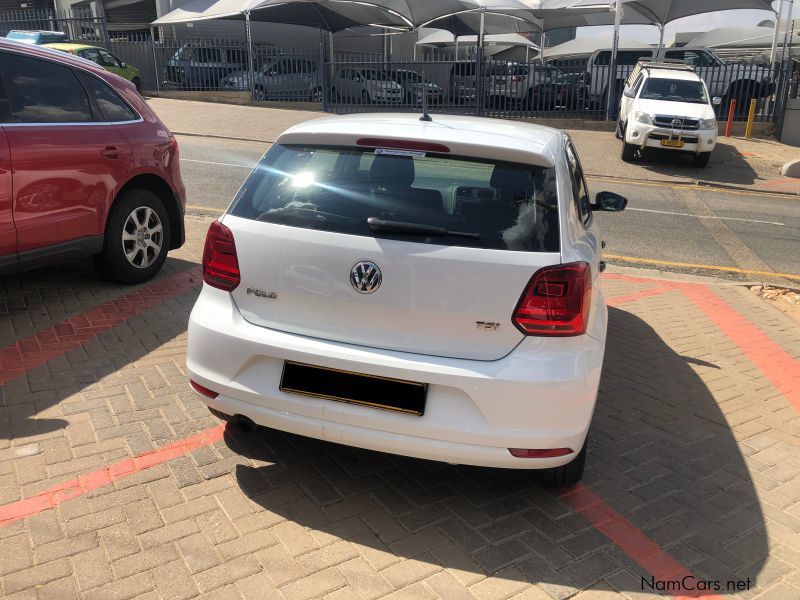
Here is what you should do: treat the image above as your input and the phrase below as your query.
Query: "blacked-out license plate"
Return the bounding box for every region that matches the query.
[280,361,427,416]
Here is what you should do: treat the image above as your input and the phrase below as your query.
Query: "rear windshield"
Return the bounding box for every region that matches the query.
[229,144,560,253]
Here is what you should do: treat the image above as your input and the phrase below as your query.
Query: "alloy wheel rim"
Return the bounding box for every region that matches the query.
[122,206,163,269]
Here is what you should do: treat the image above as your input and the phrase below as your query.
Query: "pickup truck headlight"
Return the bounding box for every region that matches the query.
[698,118,717,130]
[635,111,653,125]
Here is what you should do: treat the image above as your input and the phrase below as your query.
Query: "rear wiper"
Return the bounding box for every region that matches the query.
[367,217,480,240]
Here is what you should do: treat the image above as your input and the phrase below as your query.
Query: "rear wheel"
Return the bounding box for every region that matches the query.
[540,437,587,486]
[95,189,170,285]
[361,89,371,104]
[310,86,323,103]
[253,86,267,101]
[692,152,711,168]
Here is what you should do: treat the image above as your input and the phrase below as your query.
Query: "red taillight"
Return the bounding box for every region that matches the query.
[190,380,219,399]
[356,138,451,153]
[509,448,574,458]
[512,262,592,337]
[202,220,240,291]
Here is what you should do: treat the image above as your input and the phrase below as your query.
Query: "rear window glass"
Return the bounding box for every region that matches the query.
[229,144,560,253]
[81,74,138,121]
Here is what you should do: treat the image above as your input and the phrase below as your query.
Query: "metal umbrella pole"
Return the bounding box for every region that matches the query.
[770,0,785,71]
[150,26,161,92]
[245,10,255,101]
[606,0,622,121]
[475,7,485,116]
[782,0,796,64]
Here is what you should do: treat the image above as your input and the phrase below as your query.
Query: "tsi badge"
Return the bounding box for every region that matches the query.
[246,288,277,300]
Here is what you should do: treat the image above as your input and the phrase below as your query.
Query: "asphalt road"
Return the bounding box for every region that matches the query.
[177,134,800,283]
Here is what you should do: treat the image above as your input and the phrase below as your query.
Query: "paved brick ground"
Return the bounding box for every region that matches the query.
[1,215,799,599]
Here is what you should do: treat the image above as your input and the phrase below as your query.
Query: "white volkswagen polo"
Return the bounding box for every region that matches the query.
[187,113,626,485]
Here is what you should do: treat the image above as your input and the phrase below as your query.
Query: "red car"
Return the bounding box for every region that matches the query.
[0,39,185,284]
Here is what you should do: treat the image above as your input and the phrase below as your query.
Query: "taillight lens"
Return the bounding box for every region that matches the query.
[190,380,219,399]
[513,262,592,336]
[509,448,573,458]
[202,220,240,291]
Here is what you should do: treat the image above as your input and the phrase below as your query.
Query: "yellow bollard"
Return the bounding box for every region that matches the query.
[745,99,758,139]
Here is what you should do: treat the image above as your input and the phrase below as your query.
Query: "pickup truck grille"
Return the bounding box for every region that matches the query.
[653,115,700,130]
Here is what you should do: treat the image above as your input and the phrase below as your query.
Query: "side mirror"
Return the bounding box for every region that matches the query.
[592,191,627,212]
[623,87,635,98]
[712,96,722,106]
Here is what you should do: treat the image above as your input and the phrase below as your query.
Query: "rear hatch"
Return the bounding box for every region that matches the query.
[225,141,562,361]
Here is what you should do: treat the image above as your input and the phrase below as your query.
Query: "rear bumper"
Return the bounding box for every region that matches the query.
[186,286,607,469]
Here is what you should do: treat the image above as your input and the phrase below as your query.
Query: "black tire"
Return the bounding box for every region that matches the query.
[310,87,323,103]
[94,189,170,285]
[253,86,267,101]
[540,437,587,486]
[361,89,370,104]
[692,152,711,168]
[615,119,624,140]
[621,134,637,162]
[132,77,142,94]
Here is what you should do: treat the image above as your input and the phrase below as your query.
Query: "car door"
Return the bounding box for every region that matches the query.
[0,121,14,270]
[270,60,291,98]
[0,51,133,254]
[620,72,644,123]
[564,140,601,277]
[339,68,353,98]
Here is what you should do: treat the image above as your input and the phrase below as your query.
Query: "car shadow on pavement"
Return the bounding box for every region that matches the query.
[636,141,760,186]
[0,257,202,441]
[228,306,768,595]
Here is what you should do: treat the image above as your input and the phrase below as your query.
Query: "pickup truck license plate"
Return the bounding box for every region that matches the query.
[661,139,685,148]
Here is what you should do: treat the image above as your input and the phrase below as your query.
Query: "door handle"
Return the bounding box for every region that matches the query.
[101,146,119,159]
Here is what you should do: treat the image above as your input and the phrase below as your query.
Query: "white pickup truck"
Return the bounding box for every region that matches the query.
[584,47,772,111]
[616,61,720,167]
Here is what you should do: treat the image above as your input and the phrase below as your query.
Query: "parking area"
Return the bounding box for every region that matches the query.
[1,214,799,599]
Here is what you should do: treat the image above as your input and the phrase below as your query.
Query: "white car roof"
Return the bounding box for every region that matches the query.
[277,113,563,169]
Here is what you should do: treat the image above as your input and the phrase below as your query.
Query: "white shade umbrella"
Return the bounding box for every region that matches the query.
[416,30,537,47]
[152,0,411,30]
[689,25,779,49]
[542,32,651,58]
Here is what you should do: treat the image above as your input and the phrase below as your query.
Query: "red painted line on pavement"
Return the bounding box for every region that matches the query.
[562,484,724,600]
[605,272,800,413]
[680,284,800,413]
[759,178,800,188]
[0,267,202,386]
[0,424,225,527]
[606,286,672,307]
